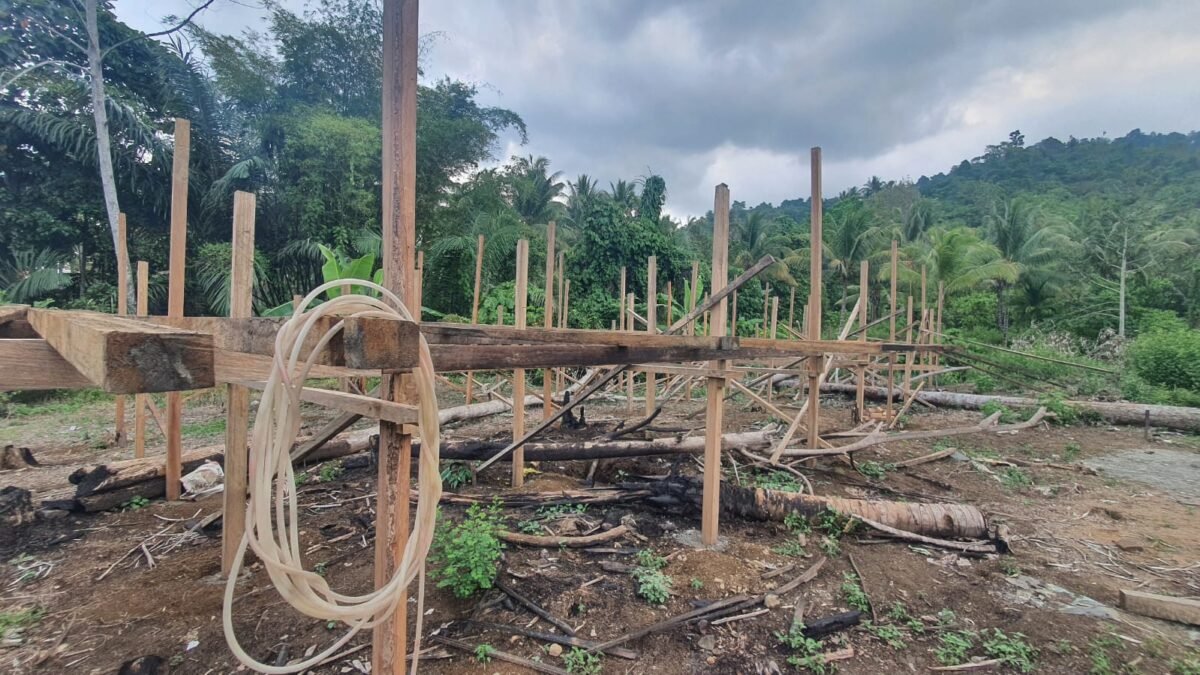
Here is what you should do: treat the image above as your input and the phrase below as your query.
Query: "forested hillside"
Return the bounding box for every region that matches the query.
[2,1,1197,404]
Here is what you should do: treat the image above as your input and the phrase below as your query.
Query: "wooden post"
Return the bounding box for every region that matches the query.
[762,283,770,337]
[626,292,635,413]
[702,184,730,547]
[464,234,484,405]
[114,213,128,446]
[222,191,255,578]
[562,279,570,327]
[666,281,673,327]
[806,147,824,449]
[888,240,898,419]
[687,261,699,401]
[856,259,868,419]
[788,286,796,333]
[618,266,627,409]
[770,295,779,340]
[902,295,915,394]
[375,0,418,670]
[542,223,556,420]
[165,118,190,501]
[645,255,657,415]
[414,250,424,319]
[133,261,149,459]
[511,239,529,487]
[920,266,928,371]
[731,290,739,336]
[497,305,505,325]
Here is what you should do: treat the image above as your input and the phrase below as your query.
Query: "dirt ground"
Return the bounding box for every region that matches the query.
[2,383,1199,674]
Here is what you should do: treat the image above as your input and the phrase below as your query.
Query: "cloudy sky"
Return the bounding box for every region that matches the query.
[120,0,1200,219]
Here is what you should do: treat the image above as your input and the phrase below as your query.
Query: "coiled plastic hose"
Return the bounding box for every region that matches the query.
[222,280,441,673]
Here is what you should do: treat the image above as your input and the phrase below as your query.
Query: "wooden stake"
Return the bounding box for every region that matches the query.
[702,184,730,546]
[687,261,699,401]
[731,290,739,336]
[542,223,556,420]
[133,261,148,459]
[806,147,823,449]
[465,234,484,405]
[762,283,770,337]
[114,213,128,446]
[165,118,190,501]
[512,239,529,487]
[770,296,779,340]
[887,240,898,420]
[788,286,796,333]
[375,0,418,670]
[856,260,868,419]
[645,255,657,415]
[414,250,424,319]
[222,191,255,578]
[626,292,635,413]
[619,266,627,411]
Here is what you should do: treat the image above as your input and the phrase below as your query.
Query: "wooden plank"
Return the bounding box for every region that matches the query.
[631,363,736,379]
[419,322,736,350]
[425,343,738,371]
[166,117,191,502]
[134,261,149,459]
[645,255,657,415]
[223,190,254,578]
[231,379,417,424]
[0,339,92,390]
[807,147,823,449]
[703,183,731,546]
[512,238,529,487]
[0,304,29,326]
[26,309,213,393]
[856,259,868,419]
[542,222,556,420]
[1119,590,1200,626]
[213,349,371,383]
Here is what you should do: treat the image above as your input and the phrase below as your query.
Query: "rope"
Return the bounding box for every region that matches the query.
[222,280,441,674]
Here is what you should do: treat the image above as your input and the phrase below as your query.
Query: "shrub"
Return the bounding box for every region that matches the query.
[935,631,975,666]
[439,462,473,490]
[1128,330,1200,391]
[841,572,870,612]
[983,629,1038,673]
[430,501,504,598]
[632,549,672,605]
[563,647,602,675]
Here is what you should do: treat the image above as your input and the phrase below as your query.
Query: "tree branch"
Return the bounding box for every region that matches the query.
[1,59,86,91]
[101,0,217,58]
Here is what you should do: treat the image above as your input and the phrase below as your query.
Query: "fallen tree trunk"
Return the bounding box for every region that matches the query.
[433,430,774,462]
[821,383,1200,433]
[69,447,223,498]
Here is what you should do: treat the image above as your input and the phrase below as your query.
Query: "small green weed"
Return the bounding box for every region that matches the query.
[935,631,975,666]
[819,536,841,558]
[1063,442,1082,461]
[817,508,853,536]
[440,462,473,490]
[1000,559,1022,577]
[430,500,504,598]
[182,417,226,438]
[690,577,704,590]
[841,572,870,612]
[754,469,803,492]
[936,608,957,627]
[122,495,150,511]
[1000,467,1033,490]
[1171,654,1200,675]
[982,629,1038,673]
[784,512,812,535]
[981,401,1022,424]
[474,643,495,663]
[856,461,889,480]
[563,647,602,675]
[776,627,832,674]
[314,561,328,577]
[867,622,907,650]
[632,549,672,605]
[318,460,344,482]
[774,539,808,557]
[0,607,43,633]
[1039,393,1080,425]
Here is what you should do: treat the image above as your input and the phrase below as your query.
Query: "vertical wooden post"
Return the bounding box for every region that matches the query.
[114,213,128,446]
[562,279,570,327]
[222,190,255,578]
[762,283,770,337]
[788,286,796,334]
[903,295,915,394]
[920,266,928,371]
[806,147,824,449]
[465,234,485,405]
[626,292,635,413]
[497,305,505,325]
[731,291,739,336]
[687,261,699,400]
[934,280,945,383]
[666,281,673,327]
[856,259,869,419]
[618,266,627,409]
[645,255,657,415]
[165,118,190,501]
[133,261,149,459]
[542,223,556,420]
[770,296,779,340]
[702,184,730,547]
[375,0,418,671]
[414,250,424,319]
[511,239,529,487]
[888,240,898,419]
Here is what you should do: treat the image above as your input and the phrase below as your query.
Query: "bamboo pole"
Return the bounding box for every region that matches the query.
[114,213,128,446]
[165,118,190,501]
[222,191,255,578]
[512,239,529,487]
[702,184,731,546]
[375,0,418,669]
[645,255,657,415]
[542,222,556,420]
[465,234,484,405]
[806,147,823,449]
[133,261,149,459]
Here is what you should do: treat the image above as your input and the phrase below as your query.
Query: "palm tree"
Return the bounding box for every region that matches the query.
[564,174,600,231]
[0,249,72,303]
[428,210,528,289]
[907,226,1019,297]
[985,199,1072,341]
[608,179,639,218]
[732,212,798,285]
[825,205,878,323]
[507,155,564,225]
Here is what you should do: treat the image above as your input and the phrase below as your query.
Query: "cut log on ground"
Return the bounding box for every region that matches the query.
[1119,590,1200,626]
[498,524,629,548]
[821,382,1200,433]
[0,445,38,470]
[69,447,223,498]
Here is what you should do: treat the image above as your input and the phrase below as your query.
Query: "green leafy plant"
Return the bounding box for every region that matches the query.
[856,461,889,480]
[563,647,602,675]
[1000,559,1022,577]
[1086,635,1121,675]
[474,643,495,664]
[1038,392,1081,425]
[841,572,870,612]
[774,539,808,557]
[936,608,958,627]
[867,622,907,650]
[632,549,672,605]
[122,495,150,511]
[980,401,1022,424]
[754,469,802,492]
[690,577,704,590]
[314,561,328,577]
[935,631,976,666]
[430,501,504,598]
[1063,442,1082,461]
[982,629,1038,673]
[819,536,841,558]
[0,607,44,633]
[784,512,812,535]
[999,467,1033,490]
[776,627,831,674]
[319,460,345,483]
[440,462,473,490]
[1171,654,1200,675]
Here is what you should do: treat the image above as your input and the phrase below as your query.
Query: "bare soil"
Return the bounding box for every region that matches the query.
[2,385,1199,674]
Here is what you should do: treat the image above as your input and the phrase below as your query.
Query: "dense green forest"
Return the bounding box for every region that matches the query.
[2,1,1198,403]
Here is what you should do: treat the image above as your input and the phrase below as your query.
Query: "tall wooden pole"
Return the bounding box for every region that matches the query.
[888,240,898,420]
[762,283,770,337]
[806,147,823,449]
[618,266,627,410]
[375,0,418,671]
[645,255,657,415]
[114,212,128,446]
[731,291,739,336]
[855,259,869,419]
[511,239,529,487]
[626,292,635,413]
[702,184,730,546]
[222,191,255,578]
[465,234,484,405]
[165,118,190,501]
[687,261,699,400]
[541,223,556,419]
[788,286,796,333]
[920,266,928,370]
[133,261,148,459]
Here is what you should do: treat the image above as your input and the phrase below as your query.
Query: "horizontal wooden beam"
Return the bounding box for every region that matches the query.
[27,309,213,393]
[1119,589,1200,626]
[0,304,29,326]
[737,337,935,358]
[630,363,738,379]
[417,322,736,350]
[0,339,92,391]
[422,343,739,372]
[145,315,420,369]
[213,349,372,383]
[230,378,418,424]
